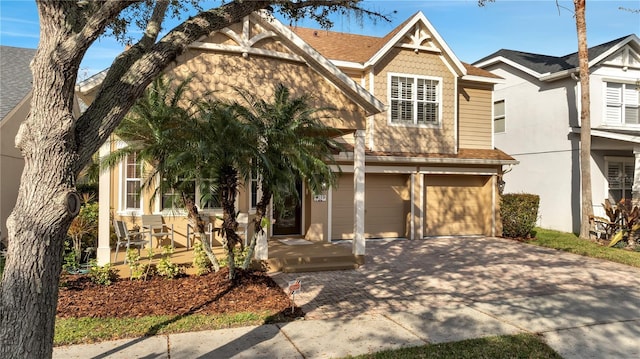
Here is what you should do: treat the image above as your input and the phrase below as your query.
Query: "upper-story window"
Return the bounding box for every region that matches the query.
[494,100,506,133]
[123,152,142,212]
[605,82,639,125]
[389,74,441,126]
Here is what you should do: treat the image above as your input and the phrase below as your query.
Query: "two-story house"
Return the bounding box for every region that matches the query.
[78,11,516,265]
[474,34,640,233]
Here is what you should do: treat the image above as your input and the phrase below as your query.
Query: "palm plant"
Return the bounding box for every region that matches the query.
[102,76,222,270]
[233,84,343,269]
[193,100,259,279]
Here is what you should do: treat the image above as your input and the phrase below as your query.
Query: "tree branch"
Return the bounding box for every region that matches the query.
[74,0,385,171]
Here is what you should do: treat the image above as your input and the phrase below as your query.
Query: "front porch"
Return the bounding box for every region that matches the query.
[109,239,363,276]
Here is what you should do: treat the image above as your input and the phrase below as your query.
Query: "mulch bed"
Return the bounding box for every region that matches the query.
[57,268,303,319]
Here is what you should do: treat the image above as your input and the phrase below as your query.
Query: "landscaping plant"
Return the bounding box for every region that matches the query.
[500,193,540,238]
[88,261,118,286]
[192,242,212,276]
[156,246,183,279]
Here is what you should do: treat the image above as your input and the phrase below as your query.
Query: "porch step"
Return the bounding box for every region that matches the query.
[282,261,360,273]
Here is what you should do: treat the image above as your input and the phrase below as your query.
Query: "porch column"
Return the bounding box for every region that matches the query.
[353,130,366,255]
[97,141,111,265]
[411,173,424,240]
[633,147,640,207]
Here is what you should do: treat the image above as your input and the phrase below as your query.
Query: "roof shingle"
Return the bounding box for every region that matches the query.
[1,46,36,120]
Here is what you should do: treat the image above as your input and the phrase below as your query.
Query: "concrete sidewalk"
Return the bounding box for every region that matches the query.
[53,237,640,358]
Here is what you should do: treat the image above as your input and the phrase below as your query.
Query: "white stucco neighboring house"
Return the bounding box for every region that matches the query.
[474,34,640,233]
[0,46,36,244]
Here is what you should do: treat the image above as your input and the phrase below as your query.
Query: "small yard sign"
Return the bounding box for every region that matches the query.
[287,279,302,313]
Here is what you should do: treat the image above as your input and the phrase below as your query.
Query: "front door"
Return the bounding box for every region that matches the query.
[273,181,302,236]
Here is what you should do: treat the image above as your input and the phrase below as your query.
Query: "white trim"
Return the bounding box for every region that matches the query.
[189,41,304,63]
[365,12,466,76]
[330,165,417,174]
[453,73,458,153]
[330,59,365,70]
[387,72,443,128]
[410,174,415,239]
[398,43,441,53]
[492,175,496,237]
[327,185,332,242]
[419,167,499,175]
[589,35,639,69]
[334,154,518,166]
[474,56,543,79]
[461,74,504,84]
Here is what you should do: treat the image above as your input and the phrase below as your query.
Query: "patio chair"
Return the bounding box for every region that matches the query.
[186,215,216,249]
[141,215,174,248]
[236,212,249,247]
[113,220,147,263]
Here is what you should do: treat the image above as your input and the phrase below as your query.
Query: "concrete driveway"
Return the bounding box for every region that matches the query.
[272,237,640,358]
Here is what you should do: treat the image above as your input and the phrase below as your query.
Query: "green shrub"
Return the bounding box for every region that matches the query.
[156,246,182,279]
[192,242,212,276]
[500,193,540,238]
[88,261,118,286]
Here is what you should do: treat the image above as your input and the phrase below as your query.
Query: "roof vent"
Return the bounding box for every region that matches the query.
[313,31,318,37]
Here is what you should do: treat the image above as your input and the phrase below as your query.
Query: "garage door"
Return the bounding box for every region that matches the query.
[332,174,409,239]
[425,175,492,236]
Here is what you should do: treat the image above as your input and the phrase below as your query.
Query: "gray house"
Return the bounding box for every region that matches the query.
[1,46,36,243]
[475,34,640,232]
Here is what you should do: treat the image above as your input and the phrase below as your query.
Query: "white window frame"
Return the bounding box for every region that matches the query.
[493,99,506,133]
[119,152,143,215]
[387,72,442,127]
[605,156,635,204]
[156,179,223,215]
[604,81,640,126]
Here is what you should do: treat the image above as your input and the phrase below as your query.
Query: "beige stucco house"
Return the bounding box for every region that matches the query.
[77,11,516,265]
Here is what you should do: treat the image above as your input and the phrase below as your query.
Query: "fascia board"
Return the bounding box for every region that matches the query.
[475,56,543,79]
[460,75,505,84]
[364,12,466,76]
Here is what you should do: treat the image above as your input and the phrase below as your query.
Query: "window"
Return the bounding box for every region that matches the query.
[161,179,220,212]
[389,74,441,125]
[605,82,640,125]
[607,159,634,203]
[250,172,259,210]
[494,100,506,133]
[123,153,142,211]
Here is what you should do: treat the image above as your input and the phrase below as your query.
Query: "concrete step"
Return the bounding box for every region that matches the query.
[282,261,361,273]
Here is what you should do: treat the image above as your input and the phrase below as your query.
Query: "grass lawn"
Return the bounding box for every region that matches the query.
[344,333,561,359]
[55,311,287,346]
[529,228,640,268]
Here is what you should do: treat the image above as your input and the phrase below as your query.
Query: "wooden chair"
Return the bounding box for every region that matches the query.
[112,220,147,263]
[141,215,174,248]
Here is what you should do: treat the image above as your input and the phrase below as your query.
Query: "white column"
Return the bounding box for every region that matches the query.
[411,173,424,240]
[633,147,640,207]
[353,130,366,255]
[97,141,112,265]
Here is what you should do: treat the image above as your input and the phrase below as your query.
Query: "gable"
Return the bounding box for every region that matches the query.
[602,45,640,70]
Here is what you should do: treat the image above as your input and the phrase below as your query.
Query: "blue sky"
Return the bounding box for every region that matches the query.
[1,0,638,79]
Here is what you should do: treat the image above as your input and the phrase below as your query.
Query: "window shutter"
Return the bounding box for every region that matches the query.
[624,85,639,124]
[608,162,622,189]
[606,83,622,125]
